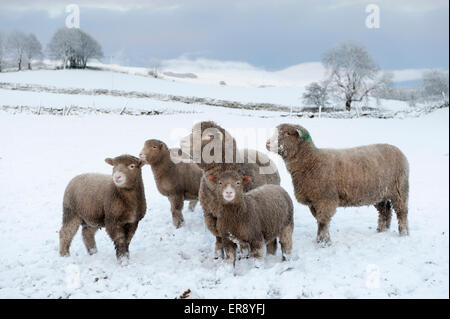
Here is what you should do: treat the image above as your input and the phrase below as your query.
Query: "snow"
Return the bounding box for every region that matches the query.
[0,69,304,107]
[0,69,412,112]
[0,105,448,299]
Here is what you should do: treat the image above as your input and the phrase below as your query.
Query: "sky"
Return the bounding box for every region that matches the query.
[0,0,448,82]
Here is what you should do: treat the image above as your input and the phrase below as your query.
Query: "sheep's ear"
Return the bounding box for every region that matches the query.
[297,129,311,142]
[242,176,252,184]
[105,158,114,166]
[207,175,217,184]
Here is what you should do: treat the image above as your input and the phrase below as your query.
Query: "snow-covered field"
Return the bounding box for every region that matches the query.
[0,104,448,298]
[0,69,411,112]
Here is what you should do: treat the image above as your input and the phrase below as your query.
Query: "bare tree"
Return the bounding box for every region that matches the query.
[6,30,28,71]
[302,81,330,112]
[48,28,103,69]
[25,33,43,70]
[148,57,162,78]
[422,70,449,105]
[323,42,379,111]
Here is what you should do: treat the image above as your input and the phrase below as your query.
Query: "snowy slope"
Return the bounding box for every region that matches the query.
[0,69,412,112]
[0,69,304,107]
[0,108,448,299]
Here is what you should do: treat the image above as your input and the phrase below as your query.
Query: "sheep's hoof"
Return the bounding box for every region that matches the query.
[377,223,390,232]
[117,255,130,266]
[88,248,98,255]
[214,249,224,259]
[282,253,291,262]
[254,258,264,269]
[173,218,184,229]
[238,248,250,260]
[399,228,409,236]
[226,257,235,267]
[316,237,331,247]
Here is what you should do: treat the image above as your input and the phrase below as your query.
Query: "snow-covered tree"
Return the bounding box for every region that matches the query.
[77,30,103,68]
[48,28,103,69]
[24,33,43,70]
[371,71,395,100]
[47,28,77,68]
[6,30,28,71]
[422,70,449,105]
[323,42,379,111]
[302,81,330,111]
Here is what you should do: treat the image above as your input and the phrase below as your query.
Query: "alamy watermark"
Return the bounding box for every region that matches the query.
[66,4,80,29]
[168,124,280,175]
[365,4,380,29]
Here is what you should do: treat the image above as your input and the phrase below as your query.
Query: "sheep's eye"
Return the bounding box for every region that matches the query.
[218,181,222,185]
[129,164,135,169]
[284,132,290,137]
[236,181,241,185]
[152,146,157,149]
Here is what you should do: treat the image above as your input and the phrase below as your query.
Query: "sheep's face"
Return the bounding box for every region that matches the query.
[208,171,252,204]
[139,139,168,165]
[266,124,311,158]
[180,121,226,164]
[105,155,144,188]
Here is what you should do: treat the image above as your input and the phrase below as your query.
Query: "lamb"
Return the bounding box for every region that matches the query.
[139,139,203,228]
[209,170,294,265]
[266,123,409,244]
[59,155,146,262]
[179,121,281,258]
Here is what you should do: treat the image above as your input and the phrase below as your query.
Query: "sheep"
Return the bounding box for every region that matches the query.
[179,121,281,258]
[209,170,294,265]
[139,139,203,228]
[59,155,146,262]
[266,123,410,244]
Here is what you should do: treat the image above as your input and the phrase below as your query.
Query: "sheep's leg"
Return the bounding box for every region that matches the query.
[239,242,250,259]
[266,238,277,255]
[317,221,331,245]
[250,242,264,259]
[223,239,237,266]
[188,200,198,212]
[204,212,224,258]
[392,196,409,236]
[59,213,82,257]
[169,195,185,228]
[250,241,264,268]
[280,224,294,261]
[214,237,224,259]
[124,222,139,244]
[314,204,336,245]
[106,222,129,261]
[81,224,98,255]
[375,201,392,232]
